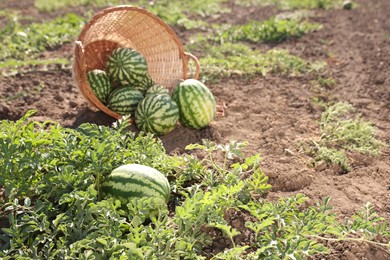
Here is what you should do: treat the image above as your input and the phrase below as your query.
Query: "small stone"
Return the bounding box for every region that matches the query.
[315,161,328,171]
[335,243,343,251]
[54,94,64,102]
[344,250,358,260]
[351,246,361,254]
[69,101,78,108]
[290,102,305,108]
[231,219,242,230]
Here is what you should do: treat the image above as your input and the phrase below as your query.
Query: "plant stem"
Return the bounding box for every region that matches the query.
[308,235,390,249]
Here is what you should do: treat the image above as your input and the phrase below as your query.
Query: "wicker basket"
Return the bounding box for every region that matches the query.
[73,5,200,119]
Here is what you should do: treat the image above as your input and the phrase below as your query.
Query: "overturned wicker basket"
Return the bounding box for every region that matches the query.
[73,5,200,119]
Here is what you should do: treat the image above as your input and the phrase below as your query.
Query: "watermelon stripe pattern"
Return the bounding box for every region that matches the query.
[106,48,148,87]
[136,75,156,94]
[87,69,113,104]
[102,164,170,202]
[107,87,144,115]
[145,84,169,97]
[172,79,216,129]
[103,174,167,200]
[135,94,179,136]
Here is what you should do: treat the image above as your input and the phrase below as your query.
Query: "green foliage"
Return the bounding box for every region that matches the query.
[186,15,324,82]
[0,112,389,258]
[34,0,117,11]
[318,76,336,87]
[174,183,243,251]
[34,0,228,29]
[307,102,386,172]
[320,102,385,155]
[312,145,351,172]
[0,58,69,76]
[190,42,326,81]
[345,202,390,238]
[0,111,177,201]
[141,0,229,29]
[243,195,336,258]
[237,0,341,9]
[310,202,390,251]
[0,12,85,69]
[213,18,320,44]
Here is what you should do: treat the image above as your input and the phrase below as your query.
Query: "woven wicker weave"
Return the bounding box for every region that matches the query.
[73,5,200,119]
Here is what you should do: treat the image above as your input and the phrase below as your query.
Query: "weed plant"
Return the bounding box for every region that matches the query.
[320,102,385,154]
[34,0,119,11]
[212,18,320,44]
[0,12,85,71]
[34,0,229,29]
[308,102,386,172]
[188,42,326,82]
[186,14,324,82]
[237,0,342,9]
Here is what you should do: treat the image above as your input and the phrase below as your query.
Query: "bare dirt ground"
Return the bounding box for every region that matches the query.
[0,0,389,258]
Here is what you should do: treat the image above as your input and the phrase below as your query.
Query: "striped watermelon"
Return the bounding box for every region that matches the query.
[136,75,156,94]
[145,84,169,97]
[107,87,144,115]
[135,94,179,136]
[87,69,113,104]
[106,47,148,87]
[172,79,216,129]
[102,164,170,203]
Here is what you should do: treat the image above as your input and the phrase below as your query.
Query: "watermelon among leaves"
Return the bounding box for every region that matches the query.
[172,79,216,129]
[135,94,179,136]
[106,47,148,87]
[102,164,171,204]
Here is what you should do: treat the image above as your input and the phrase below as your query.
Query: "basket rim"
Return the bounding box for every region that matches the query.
[76,5,187,61]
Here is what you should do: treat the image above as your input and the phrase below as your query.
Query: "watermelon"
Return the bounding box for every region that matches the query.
[107,87,144,115]
[136,75,156,94]
[172,79,216,129]
[106,47,148,87]
[102,164,170,203]
[145,84,169,97]
[86,69,113,104]
[135,94,179,135]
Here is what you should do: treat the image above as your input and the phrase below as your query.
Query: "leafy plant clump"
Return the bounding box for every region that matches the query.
[320,102,385,154]
[236,0,342,10]
[189,42,326,82]
[0,12,85,68]
[308,102,386,172]
[141,0,230,29]
[212,18,321,44]
[34,0,116,11]
[35,0,229,29]
[1,111,389,258]
[185,14,324,82]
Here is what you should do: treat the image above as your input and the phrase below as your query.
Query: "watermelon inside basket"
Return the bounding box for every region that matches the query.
[73,5,200,119]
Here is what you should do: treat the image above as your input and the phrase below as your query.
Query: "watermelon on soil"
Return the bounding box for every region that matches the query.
[86,69,113,104]
[107,87,144,115]
[106,47,148,87]
[172,79,216,129]
[135,94,179,136]
[102,164,170,203]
